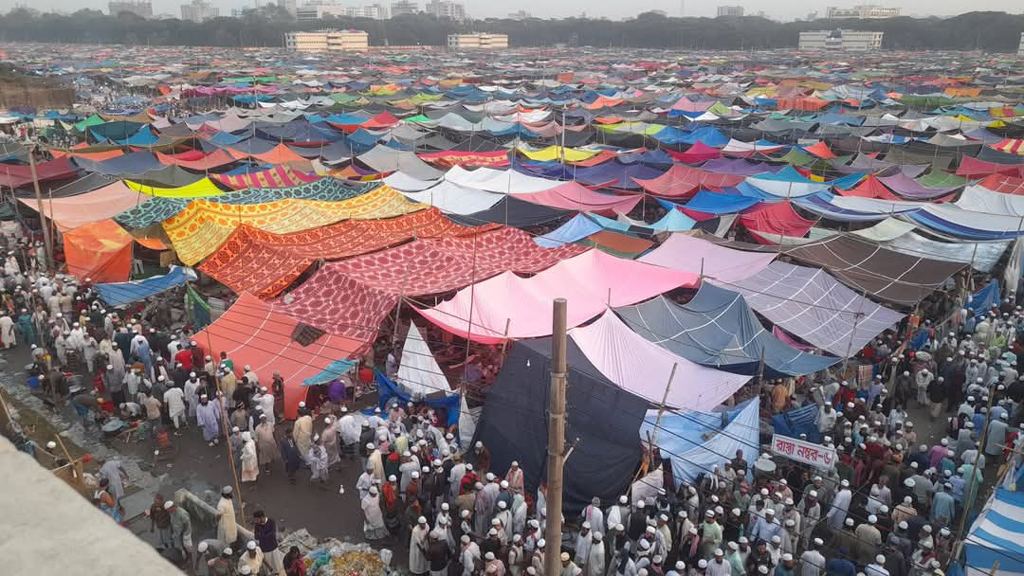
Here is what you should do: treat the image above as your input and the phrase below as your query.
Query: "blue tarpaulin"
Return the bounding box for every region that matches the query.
[968,280,1001,314]
[534,213,602,248]
[370,370,460,428]
[771,403,820,443]
[677,191,762,214]
[95,266,196,306]
[302,359,357,387]
[641,398,759,484]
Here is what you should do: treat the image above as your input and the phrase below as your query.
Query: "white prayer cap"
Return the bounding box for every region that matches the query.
[537,539,546,548]
[246,541,257,550]
[698,560,708,569]
[582,521,590,529]
[876,555,886,564]
[239,567,252,575]
[498,501,507,510]
[461,535,471,544]
[388,475,397,482]
[560,552,570,562]
[485,552,495,561]
[489,528,498,536]
[500,480,509,488]
[164,500,175,510]
[418,516,427,524]
[511,460,519,467]
[411,471,420,479]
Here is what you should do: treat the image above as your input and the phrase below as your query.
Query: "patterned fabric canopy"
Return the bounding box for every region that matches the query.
[163,185,425,265]
[199,208,492,299]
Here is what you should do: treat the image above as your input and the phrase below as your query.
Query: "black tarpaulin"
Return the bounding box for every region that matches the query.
[447,196,573,228]
[474,338,646,513]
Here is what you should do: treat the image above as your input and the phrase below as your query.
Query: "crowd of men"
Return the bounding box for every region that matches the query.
[3,223,1023,576]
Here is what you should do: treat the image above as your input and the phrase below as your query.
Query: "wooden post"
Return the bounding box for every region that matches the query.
[649,364,678,450]
[954,388,996,544]
[544,298,568,576]
[28,149,53,272]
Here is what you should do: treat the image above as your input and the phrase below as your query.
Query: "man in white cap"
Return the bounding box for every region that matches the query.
[799,538,825,576]
[464,535,483,576]
[585,532,604,576]
[606,495,628,533]
[574,521,593,567]
[865,554,889,576]
[321,416,341,469]
[243,364,259,388]
[237,540,264,575]
[165,499,193,563]
[293,403,314,458]
[338,406,361,460]
[216,486,238,546]
[163,383,186,436]
[855,515,883,565]
[824,479,852,530]
[410,516,431,576]
[986,412,1010,458]
[581,496,604,535]
[560,551,582,576]
[817,402,836,434]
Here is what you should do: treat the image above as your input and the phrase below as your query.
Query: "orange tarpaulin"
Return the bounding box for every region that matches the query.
[63,219,133,282]
[194,292,369,419]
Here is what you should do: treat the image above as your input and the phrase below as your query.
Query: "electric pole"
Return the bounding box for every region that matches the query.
[544,298,568,576]
[28,148,53,272]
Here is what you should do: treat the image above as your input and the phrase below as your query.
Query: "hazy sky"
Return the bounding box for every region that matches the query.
[0,0,1021,22]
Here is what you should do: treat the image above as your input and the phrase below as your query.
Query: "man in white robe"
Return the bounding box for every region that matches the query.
[824,479,852,531]
[410,516,431,576]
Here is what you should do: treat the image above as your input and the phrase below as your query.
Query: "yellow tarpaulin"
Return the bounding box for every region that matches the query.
[516,145,600,162]
[125,177,225,198]
[162,185,426,265]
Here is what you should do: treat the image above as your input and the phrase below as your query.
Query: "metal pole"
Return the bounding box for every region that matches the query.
[544,298,568,575]
[28,149,54,272]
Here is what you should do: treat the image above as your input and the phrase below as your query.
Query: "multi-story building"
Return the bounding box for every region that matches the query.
[798,29,883,50]
[826,5,901,19]
[426,0,465,21]
[285,30,370,51]
[296,2,347,20]
[716,5,744,17]
[507,9,531,20]
[390,0,418,17]
[446,33,509,49]
[278,0,298,16]
[108,0,153,18]
[345,4,388,19]
[180,0,219,22]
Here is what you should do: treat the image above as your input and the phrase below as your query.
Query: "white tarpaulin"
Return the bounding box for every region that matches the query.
[396,323,450,397]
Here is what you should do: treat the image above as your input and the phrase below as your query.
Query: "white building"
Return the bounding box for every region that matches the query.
[390,0,418,17]
[826,5,901,19]
[285,29,370,51]
[346,4,388,19]
[799,29,883,51]
[180,0,219,22]
[507,9,531,20]
[447,33,509,49]
[296,2,348,20]
[1019,32,1024,56]
[716,5,744,17]
[426,0,465,21]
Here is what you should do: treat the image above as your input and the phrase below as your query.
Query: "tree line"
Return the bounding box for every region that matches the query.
[0,8,1022,52]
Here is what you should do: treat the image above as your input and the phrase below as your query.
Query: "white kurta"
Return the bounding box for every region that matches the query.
[241,437,259,483]
[0,316,16,348]
[294,415,313,456]
[586,541,605,576]
[216,497,237,544]
[825,489,851,530]
[409,524,430,574]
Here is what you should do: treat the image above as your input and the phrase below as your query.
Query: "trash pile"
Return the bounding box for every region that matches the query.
[278,530,392,576]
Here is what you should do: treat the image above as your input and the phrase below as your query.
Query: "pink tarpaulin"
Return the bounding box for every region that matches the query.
[637,234,776,282]
[835,175,902,200]
[739,201,816,244]
[196,293,368,419]
[978,174,1024,195]
[632,165,745,198]
[19,180,149,231]
[569,310,750,410]
[512,181,642,215]
[415,250,698,343]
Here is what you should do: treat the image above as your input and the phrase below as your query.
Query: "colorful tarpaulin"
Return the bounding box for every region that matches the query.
[126,177,225,198]
[199,208,489,299]
[62,219,134,282]
[721,261,904,357]
[417,250,698,343]
[512,181,641,216]
[210,165,320,190]
[632,165,745,197]
[0,157,79,189]
[162,185,427,265]
[194,292,368,419]
[569,310,751,410]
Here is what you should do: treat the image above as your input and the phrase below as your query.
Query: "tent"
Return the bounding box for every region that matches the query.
[740,201,816,244]
[637,234,776,282]
[62,219,135,282]
[721,261,904,357]
[639,398,759,484]
[473,338,647,513]
[194,292,368,418]
[771,403,821,443]
[569,310,752,410]
[395,323,452,397]
[632,165,745,197]
[512,182,642,216]
[373,371,460,428]
[417,250,698,343]
[616,284,839,377]
[94,266,196,307]
[19,181,148,232]
[964,488,1024,576]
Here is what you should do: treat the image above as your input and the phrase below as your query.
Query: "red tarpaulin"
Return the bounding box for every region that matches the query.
[957,156,1024,179]
[834,174,902,200]
[666,142,723,164]
[512,182,642,215]
[0,157,80,189]
[977,174,1024,195]
[155,148,236,171]
[739,201,815,244]
[418,150,510,168]
[211,165,320,190]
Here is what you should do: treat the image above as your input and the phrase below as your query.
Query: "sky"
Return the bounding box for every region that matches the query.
[0,0,1021,22]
